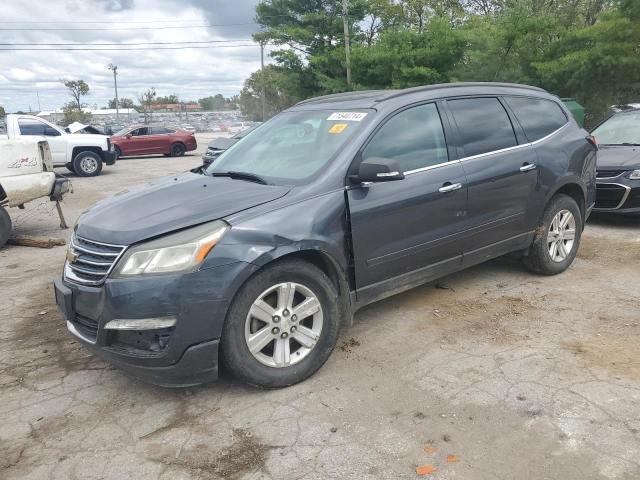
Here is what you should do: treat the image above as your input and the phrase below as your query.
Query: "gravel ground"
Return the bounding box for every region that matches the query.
[1,134,640,479]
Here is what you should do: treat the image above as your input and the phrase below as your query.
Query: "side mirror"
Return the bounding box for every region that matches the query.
[356,157,405,183]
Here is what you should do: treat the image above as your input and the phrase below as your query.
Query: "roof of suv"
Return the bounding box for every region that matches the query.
[294,82,549,110]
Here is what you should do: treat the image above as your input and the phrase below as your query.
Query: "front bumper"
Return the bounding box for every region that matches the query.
[54,260,258,387]
[101,151,117,166]
[594,174,640,214]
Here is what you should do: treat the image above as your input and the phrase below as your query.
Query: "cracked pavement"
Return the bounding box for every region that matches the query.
[2,137,640,479]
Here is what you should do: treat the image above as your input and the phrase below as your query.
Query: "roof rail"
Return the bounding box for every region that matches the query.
[377,82,546,102]
[295,90,387,106]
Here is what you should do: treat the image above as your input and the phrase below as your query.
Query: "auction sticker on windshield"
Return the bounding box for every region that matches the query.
[327,112,368,121]
[329,123,348,134]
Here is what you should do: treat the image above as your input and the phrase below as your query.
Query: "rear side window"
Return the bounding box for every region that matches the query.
[363,103,448,172]
[447,98,517,157]
[504,97,567,142]
[18,118,46,135]
[150,127,169,134]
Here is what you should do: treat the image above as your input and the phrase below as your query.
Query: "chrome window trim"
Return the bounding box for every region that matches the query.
[595,183,632,210]
[403,122,569,177]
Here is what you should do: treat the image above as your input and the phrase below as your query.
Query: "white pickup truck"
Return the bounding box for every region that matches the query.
[1,114,117,177]
[0,138,71,247]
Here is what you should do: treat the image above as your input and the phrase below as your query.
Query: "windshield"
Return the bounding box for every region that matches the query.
[205,109,372,185]
[592,112,640,145]
[113,127,131,136]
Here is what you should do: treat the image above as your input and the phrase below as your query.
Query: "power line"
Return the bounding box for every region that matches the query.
[0,22,258,31]
[0,14,292,25]
[0,39,253,46]
[0,44,261,51]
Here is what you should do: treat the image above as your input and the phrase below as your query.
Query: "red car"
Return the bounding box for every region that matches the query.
[110,126,197,158]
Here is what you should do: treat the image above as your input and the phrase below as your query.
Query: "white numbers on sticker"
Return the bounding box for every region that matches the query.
[326,112,368,122]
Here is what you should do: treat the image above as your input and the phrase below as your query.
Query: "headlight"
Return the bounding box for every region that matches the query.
[112,220,229,277]
[628,170,640,180]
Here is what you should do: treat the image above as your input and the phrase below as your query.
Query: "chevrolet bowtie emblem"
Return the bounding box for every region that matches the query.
[66,249,79,264]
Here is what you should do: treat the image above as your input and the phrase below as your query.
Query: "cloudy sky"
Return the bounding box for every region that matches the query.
[0,0,270,112]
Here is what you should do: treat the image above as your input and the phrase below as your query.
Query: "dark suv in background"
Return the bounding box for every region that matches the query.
[55,83,596,388]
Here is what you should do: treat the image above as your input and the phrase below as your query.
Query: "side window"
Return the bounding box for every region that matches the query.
[447,98,517,157]
[363,103,448,172]
[132,127,148,136]
[504,96,568,142]
[18,118,46,136]
[150,127,168,135]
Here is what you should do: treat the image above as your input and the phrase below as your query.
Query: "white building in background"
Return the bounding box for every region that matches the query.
[37,108,138,125]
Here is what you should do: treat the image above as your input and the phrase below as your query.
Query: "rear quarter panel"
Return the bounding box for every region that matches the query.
[530,123,595,227]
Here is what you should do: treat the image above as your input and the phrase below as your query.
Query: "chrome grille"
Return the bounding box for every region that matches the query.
[64,235,126,286]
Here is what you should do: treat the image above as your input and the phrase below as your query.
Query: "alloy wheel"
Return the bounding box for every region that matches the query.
[244,282,323,368]
[79,156,98,174]
[547,209,576,262]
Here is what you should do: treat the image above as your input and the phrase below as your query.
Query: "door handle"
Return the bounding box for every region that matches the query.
[439,182,462,193]
[520,163,537,172]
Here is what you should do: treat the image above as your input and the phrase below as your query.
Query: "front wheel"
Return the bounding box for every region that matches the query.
[72,151,103,177]
[523,194,582,275]
[0,206,11,248]
[170,143,185,157]
[221,260,340,388]
[114,146,122,159]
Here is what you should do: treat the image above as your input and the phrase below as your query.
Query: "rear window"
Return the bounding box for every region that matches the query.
[18,118,46,135]
[447,98,517,157]
[504,97,567,142]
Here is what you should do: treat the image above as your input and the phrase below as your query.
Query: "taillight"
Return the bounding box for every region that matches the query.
[586,135,598,149]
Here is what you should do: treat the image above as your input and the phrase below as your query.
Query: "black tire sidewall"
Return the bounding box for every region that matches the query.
[0,207,11,248]
[530,194,582,275]
[171,143,185,157]
[221,260,340,388]
[73,151,103,177]
[114,146,122,159]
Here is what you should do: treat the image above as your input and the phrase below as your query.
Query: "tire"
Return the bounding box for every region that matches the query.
[0,206,11,248]
[523,194,582,275]
[72,151,103,177]
[114,146,122,159]
[65,163,76,174]
[170,143,185,157]
[221,260,340,388]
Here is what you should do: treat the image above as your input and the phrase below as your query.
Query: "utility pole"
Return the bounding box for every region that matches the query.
[108,64,120,121]
[260,41,266,121]
[36,91,41,111]
[342,0,352,90]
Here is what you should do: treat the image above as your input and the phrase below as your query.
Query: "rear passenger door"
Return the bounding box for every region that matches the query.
[445,97,538,264]
[148,127,172,154]
[348,102,468,295]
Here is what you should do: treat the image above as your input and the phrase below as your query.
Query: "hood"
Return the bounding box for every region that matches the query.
[76,172,291,245]
[207,137,237,151]
[67,122,88,133]
[597,145,640,169]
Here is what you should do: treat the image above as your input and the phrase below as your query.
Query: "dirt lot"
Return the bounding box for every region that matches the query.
[2,135,640,479]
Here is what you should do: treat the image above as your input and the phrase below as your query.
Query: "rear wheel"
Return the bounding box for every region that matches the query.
[72,151,103,177]
[170,143,185,157]
[221,260,340,388]
[523,194,582,275]
[0,207,11,248]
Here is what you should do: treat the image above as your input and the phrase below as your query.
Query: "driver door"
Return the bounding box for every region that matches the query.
[347,103,468,298]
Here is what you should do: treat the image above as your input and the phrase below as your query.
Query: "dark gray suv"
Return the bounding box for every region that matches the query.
[54,83,596,388]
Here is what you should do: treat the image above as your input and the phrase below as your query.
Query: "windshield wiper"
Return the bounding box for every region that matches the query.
[621,142,640,146]
[601,143,640,146]
[211,171,268,185]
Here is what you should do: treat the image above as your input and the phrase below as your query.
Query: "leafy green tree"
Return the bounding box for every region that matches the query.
[136,88,157,124]
[61,102,91,126]
[62,79,90,110]
[108,98,135,109]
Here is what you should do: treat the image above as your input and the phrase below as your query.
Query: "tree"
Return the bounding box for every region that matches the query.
[136,88,157,124]
[61,102,91,126]
[199,94,230,111]
[63,79,90,110]
[108,97,135,109]
[0,106,5,116]
[155,94,179,104]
